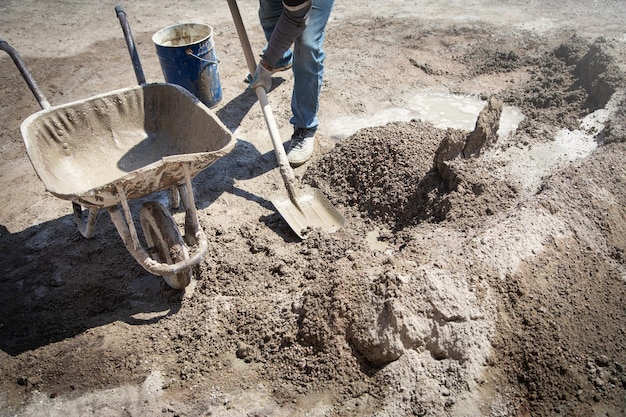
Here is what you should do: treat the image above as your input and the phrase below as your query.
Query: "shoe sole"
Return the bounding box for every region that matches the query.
[287,147,314,167]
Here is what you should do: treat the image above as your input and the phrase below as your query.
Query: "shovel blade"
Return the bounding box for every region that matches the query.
[271,187,345,239]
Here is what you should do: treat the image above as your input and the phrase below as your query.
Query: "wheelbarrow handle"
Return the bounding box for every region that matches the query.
[0,38,51,109]
[114,6,147,85]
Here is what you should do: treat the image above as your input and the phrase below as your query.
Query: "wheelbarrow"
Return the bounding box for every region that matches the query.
[0,17,235,289]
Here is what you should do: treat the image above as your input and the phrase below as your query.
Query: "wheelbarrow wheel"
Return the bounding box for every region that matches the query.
[140,201,191,289]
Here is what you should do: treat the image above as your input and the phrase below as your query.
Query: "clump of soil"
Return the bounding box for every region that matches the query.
[500,36,623,137]
[602,92,626,144]
[304,119,447,228]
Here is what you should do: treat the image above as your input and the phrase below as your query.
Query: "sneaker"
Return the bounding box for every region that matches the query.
[288,128,316,166]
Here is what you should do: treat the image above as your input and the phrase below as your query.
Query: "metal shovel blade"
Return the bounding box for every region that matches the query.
[271,186,345,239]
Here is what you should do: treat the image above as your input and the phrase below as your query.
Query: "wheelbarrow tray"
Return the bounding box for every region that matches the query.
[20,83,235,208]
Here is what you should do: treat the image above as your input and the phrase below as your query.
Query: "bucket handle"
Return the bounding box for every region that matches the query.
[185,48,219,64]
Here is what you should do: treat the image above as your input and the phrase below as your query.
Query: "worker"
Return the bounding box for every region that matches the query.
[250,0,334,167]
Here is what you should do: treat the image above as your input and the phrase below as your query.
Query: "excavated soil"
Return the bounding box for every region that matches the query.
[1,1,625,416]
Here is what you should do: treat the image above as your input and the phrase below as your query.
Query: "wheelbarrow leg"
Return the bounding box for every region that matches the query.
[117,185,141,251]
[178,164,204,246]
[72,202,99,239]
[167,187,180,210]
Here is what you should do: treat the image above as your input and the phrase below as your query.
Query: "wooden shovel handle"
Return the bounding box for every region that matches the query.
[226,0,300,204]
[226,0,258,75]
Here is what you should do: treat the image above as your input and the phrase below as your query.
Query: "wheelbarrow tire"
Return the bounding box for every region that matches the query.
[140,201,191,290]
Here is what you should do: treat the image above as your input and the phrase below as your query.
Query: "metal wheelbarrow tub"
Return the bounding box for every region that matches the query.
[20,83,234,208]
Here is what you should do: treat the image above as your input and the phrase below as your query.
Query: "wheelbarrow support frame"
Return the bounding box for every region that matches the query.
[107,165,208,276]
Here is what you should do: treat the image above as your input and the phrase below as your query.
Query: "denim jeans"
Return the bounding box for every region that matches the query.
[259,0,334,130]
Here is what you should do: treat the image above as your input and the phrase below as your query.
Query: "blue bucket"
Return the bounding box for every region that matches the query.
[152,23,222,108]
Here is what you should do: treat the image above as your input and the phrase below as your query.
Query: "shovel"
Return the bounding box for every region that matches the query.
[226,0,344,239]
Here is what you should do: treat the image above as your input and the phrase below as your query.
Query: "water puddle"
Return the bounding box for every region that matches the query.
[328,91,525,140]
[498,107,606,192]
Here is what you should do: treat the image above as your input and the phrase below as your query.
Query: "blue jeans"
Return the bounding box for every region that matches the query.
[259,0,334,131]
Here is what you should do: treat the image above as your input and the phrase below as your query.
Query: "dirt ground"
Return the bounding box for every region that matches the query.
[1,1,626,416]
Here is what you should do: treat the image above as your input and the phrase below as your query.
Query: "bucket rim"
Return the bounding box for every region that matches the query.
[152,22,213,47]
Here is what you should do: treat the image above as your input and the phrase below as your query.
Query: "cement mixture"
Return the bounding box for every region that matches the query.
[1,1,625,416]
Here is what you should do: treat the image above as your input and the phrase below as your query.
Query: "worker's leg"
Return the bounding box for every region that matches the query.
[290,0,334,130]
